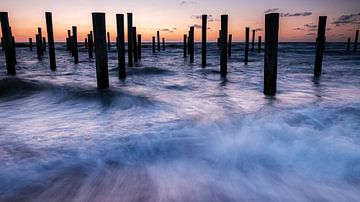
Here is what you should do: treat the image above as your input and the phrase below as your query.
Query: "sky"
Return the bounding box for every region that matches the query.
[1,0,359,42]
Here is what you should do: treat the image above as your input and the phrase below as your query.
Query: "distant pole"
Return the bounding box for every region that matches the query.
[251,29,255,52]
[162,38,165,51]
[217,30,221,47]
[107,32,111,50]
[88,32,94,59]
[264,13,279,96]
[202,14,207,67]
[258,36,262,53]
[354,30,359,51]
[29,38,33,51]
[127,13,133,67]
[38,27,44,56]
[157,31,160,52]
[85,38,88,49]
[228,34,232,57]
[92,12,109,89]
[183,34,187,58]
[72,26,79,64]
[152,36,155,53]
[45,12,56,70]
[220,15,228,77]
[36,34,42,60]
[245,27,249,65]
[138,34,141,60]
[42,37,46,52]
[189,26,194,63]
[314,16,327,77]
[116,14,126,79]
[347,37,350,51]
[133,27,138,62]
[0,12,16,75]
[67,30,71,50]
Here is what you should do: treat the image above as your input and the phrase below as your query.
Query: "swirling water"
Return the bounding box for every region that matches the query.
[0,42,359,201]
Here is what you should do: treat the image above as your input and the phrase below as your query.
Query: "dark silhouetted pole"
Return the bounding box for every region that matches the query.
[88,32,94,59]
[264,13,279,96]
[202,14,207,67]
[314,16,327,77]
[67,30,71,50]
[36,34,42,60]
[127,13,133,67]
[245,27,249,65]
[29,38,33,51]
[189,26,194,63]
[1,37,4,51]
[45,12,56,70]
[72,26,78,64]
[85,38,88,49]
[228,34,232,57]
[258,36,262,53]
[92,12,109,89]
[116,14,125,79]
[42,37,46,52]
[152,36,155,53]
[347,37,350,51]
[183,34,187,58]
[133,27,138,62]
[217,30,221,47]
[157,31,160,52]
[107,32,111,50]
[220,15,228,77]
[162,38,165,51]
[0,12,16,75]
[354,30,359,51]
[251,29,255,52]
[138,34,141,60]
[11,36,16,64]
[37,27,44,56]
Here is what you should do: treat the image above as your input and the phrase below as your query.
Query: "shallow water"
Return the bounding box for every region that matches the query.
[0,42,360,201]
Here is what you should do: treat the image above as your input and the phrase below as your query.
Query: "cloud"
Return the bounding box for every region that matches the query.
[304,23,317,29]
[180,1,196,6]
[264,8,279,14]
[191,15,215,22]
[280,12,312,17]
[293,27,305,31]
[306,33,316,36]
[159,28,176,33]
[332,12,360,26]
[191,24,211,30]
[254,28,263,32]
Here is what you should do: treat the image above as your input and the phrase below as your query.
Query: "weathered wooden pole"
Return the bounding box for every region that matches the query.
[38,27,43,56]
[45,12,56,70]
[264,13,279,96]
[183,34,187,58]
[66,30,71,50]
[347,37,351,51]
[72,26,79,64]
[258,36,262,53]
[228,34,232,57]
[29,38,33,51]
[202,14,207,67]
[217,30,221,47]
[251,29,255,52]
[116,14,126,79]
[189,26,194,63]
[314,16,327,77]
[133,27,138,62]
[127,13,133,67]
[188,31,190,54]
[157,31,160,52]
[0,12,16,75]
[138,34,141,60]
[85,38,88,49]
[220,15,228,77]
[36,34,42,60]
[1,37,4,51]
[42,37,46,52]
[107,32,111,50]
[12,36,16,64]
[92,12,109,89]
[88,32,94,59]
[162,38,165,51]
[245,27,249,65]
[152,36,156,53]
[354,30,359,51]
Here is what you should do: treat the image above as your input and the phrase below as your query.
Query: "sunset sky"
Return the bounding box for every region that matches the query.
[1,0,359,42]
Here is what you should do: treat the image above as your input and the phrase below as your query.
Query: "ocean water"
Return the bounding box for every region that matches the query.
[0,42,359,201]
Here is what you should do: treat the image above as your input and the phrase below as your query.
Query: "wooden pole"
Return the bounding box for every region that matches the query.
[251,29,255,52]
[67,30,71,50]
[107,32,111,50]
[258,36,262,53]
[152,36,155,53]
[133,27,138,62]
[157,31,160,52]
[72,26,79,64]
[245,27,249,65]
[138,34,141,60]
[314,16,327,77]
[92,12,109,89]
[189,26,194,63]
[220,15,228,77]
[116,14,126,79]
[228,34,232,57]
[38,27,43,56]
[347,37,351,51]
[264,13,279,96]
[162,38,165,51]
[354,30,359,51]
[0,12,16,75]
[183,34,187,58]
[88,32,94,59]
[217,30,221,47]
[85,38,88,49]
[45,12,56,70]
[12,36,16,64]
[202,14,207,67]
[127,13,133,67]
[42,37,46,52]
[29,38,33,51]
[36,34,42,60]
[1,37,4,51]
